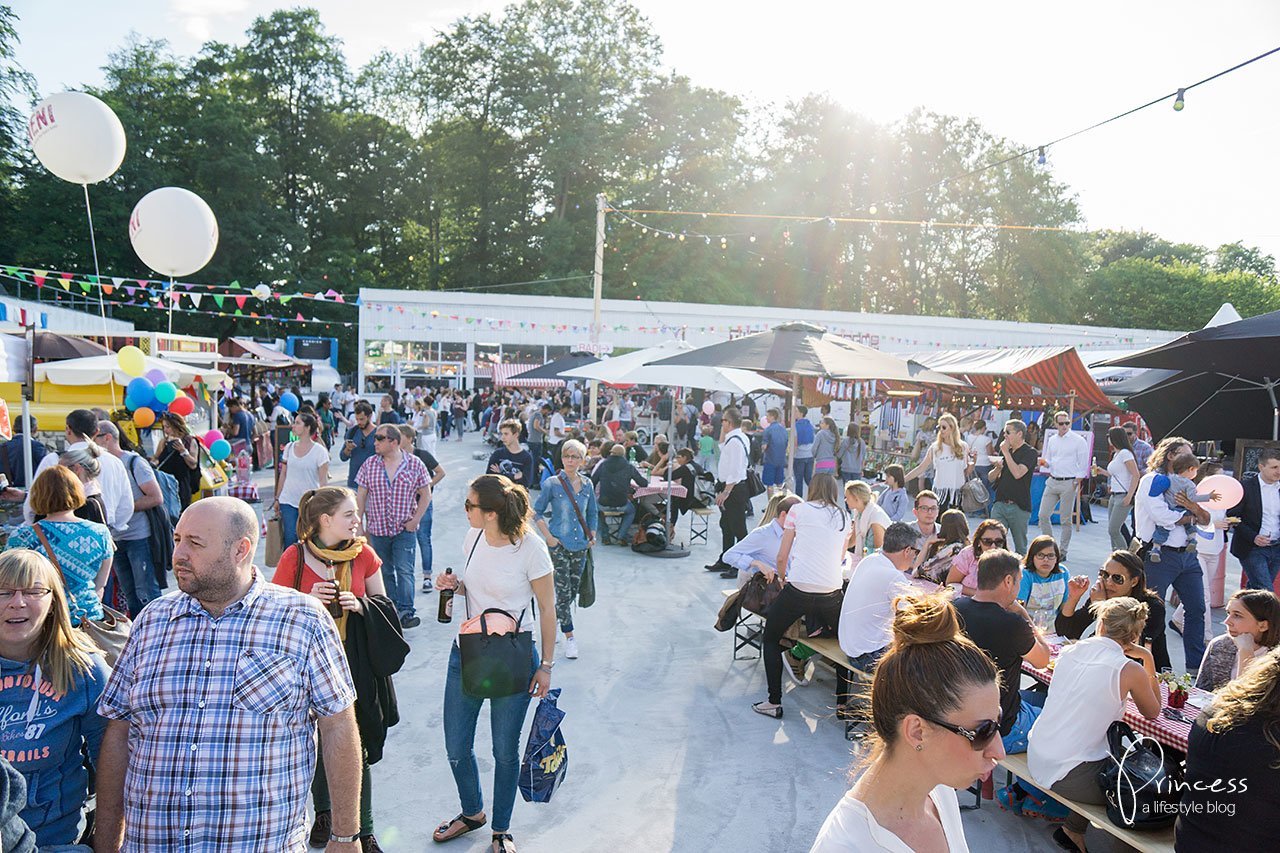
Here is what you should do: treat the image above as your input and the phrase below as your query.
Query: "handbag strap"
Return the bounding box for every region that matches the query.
[31,522,65,584]
[292,542,306,591]
[461,531,483,621]
[556,472,592,542]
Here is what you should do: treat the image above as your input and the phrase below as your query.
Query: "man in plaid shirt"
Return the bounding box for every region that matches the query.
[356,425,432,629]
[94,497,363,852]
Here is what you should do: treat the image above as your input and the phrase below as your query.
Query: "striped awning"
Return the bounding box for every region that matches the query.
[911,346,1119,412]
[491,363,565,388]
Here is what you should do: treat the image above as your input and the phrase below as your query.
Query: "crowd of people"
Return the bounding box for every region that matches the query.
[1,389,1278,851]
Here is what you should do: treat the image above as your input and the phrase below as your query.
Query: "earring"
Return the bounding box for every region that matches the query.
[915,744,923,751]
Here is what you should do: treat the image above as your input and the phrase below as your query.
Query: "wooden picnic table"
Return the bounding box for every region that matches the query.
[1022,642,1210,753]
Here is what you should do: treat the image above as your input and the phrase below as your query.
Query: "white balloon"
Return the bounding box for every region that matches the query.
[252,283,271,300]
[28,92,127,185]
[129,187,219,277]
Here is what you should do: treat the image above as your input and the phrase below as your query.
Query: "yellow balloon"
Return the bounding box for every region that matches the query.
[118,345,146,377]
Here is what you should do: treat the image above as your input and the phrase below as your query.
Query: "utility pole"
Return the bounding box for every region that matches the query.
[588,192,606,425]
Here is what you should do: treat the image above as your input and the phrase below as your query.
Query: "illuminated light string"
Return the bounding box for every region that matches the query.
[605,206,1073,237]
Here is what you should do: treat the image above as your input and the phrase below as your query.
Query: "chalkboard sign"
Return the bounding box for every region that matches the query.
[1234,439,1280,477]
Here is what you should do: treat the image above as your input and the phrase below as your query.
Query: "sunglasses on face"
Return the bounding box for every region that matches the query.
[1099,569,1129,585]
[922,716,1002,750]
[979,537,1006,547]
[1056,421,1070,427]
[374,433,397,442]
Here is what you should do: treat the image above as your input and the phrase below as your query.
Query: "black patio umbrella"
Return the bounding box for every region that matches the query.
[29,331,110,360]
[1119,371,1276,441]
[1094,309,1280,438]
[508,351,601,381]
[648,321,965,386]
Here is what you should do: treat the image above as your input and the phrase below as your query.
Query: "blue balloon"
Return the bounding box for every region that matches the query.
[126,377,155,407]
[209,439,232,461]
[280,392,300,413]
[151,400,168,415]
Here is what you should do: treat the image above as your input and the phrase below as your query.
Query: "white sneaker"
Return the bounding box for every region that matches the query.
[564,636,579,659]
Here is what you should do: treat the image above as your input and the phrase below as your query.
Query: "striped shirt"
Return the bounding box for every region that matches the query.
[355,452,430,537]
[97,570,356,852]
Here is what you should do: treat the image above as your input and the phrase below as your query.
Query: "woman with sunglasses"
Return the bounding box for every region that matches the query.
[946,519,1008,596]
[1028,596,1161,852]
[1056,549,1171,672]
[905,413,973,512]
[811,591,1002,852]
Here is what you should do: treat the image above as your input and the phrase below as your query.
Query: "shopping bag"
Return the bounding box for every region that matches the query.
[265,514,284,567]
[577,550,596,608]
[519,688,567,803]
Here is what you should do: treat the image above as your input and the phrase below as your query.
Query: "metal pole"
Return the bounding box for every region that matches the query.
[588,193,606,426]
[1267,377,1278,441]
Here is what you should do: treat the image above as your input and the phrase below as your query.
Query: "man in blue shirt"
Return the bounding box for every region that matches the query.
[339,401,378,488]
[719,493,800,581]
[792,405,815,497]
[761,408,788,496]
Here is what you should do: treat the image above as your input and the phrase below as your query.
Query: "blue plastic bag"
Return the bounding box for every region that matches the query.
[519,688,567,803]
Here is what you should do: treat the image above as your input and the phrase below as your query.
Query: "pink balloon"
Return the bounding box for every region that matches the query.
[702,400,715,415]
[1197,474,1244,511]
[202,429,224,448]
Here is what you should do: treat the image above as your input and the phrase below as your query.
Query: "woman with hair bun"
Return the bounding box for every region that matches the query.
[273,485,393,852]
[433,474,557,853]
[811,591,1002,852]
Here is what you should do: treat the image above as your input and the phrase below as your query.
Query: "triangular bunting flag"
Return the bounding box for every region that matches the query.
[229,280,241,290]
[296,313,304,321]
[213,294,224,309]
[190,293,202,308]
[234,295,247,309]
[334,293,345,303]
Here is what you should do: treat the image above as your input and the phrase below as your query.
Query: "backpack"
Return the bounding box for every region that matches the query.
[152,466,184,524]
[125,454,175,592]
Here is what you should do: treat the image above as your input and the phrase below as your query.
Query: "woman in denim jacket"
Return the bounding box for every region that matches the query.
[533,439,597,661]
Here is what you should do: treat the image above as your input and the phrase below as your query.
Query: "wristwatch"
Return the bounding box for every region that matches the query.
[330,832,360,843]
[540,659,555,670]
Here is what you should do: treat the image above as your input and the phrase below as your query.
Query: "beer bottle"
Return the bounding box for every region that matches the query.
[437,568,455,623]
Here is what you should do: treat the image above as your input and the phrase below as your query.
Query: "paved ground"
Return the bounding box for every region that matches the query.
[244,434,1235,852]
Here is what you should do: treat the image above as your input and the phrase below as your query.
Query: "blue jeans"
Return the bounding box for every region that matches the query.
[280,503,300,549]
[443,642,536,833]
[1001,698,1042,755]
[417,504,434,582]
[113,537,162,616]
[1145,548,1206,668]
[598,503,635,543]
[370,530,416,618]
[1241,542,1280,591]
[793,456,814,497]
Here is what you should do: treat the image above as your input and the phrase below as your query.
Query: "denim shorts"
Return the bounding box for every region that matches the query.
[762,463,786,486]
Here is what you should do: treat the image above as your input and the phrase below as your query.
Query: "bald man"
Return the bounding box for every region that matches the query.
[95,498,365,852]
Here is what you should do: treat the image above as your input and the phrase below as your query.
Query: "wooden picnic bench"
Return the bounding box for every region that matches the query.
[996,754,1176,853]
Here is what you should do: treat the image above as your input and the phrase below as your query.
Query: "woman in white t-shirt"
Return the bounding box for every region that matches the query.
[433,474,557,853]
[753,473,850,719]
[845,480,891,571]
[275,412,330,550]
[905,414,971,512]
[415,402,438,454]
[811,592,1001,853]
[1093,426,1140,550]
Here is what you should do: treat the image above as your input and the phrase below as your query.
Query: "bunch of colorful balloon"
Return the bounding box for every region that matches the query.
[199,429,232,463]
[118,344,196,424]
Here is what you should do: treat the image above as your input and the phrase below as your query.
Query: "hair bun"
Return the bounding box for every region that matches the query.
[891,592,962,648]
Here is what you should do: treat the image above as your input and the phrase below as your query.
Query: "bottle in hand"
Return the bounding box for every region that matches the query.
[437,568,455,623]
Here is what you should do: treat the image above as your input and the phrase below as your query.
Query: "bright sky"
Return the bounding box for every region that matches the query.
[12,1,1280,259]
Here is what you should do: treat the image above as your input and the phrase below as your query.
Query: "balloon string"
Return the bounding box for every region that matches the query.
[168,276,174,336]
[81,183,117,408]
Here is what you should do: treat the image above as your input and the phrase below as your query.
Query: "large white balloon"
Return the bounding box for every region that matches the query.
[129,187,219,277]
[27,92,127,185]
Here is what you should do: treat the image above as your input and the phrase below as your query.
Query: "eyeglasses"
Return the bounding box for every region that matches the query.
[0,588,53,602]
[1032,551,1058,561]
[916,504,939,513]
[921,716,1002,750]
[979,537,1006,547]
[1099,568,1130,585]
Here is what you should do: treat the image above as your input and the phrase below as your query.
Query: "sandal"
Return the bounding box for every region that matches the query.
[492,833,517,853]
[432,813,487,843]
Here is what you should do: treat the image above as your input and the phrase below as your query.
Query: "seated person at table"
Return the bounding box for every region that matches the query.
[720,493,799,586]
[621,431,645,465]
[1056,549,1171,672]
[669,449,701,523]
[1176,646,1280,852]
[647,436,671,478]
[837,522,921,731]
[953,550,1062,821]
[946,519,1008,596]
[1147,451,1217,562]
[879,464,911,523]
[1195,589,1280,692]
[1028,597,1161,853]
[585,438,603,470]
[591,444,647,545]
[1017,535,1069,624]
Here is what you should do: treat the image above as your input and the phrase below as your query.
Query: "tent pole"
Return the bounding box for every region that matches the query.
[1268,377,1278,441]
[588,193,606,427]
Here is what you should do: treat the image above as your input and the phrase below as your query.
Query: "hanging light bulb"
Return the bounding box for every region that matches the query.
[704,236,712,245]
[868,205,878,216]
[1037,146,1046,165]
[1173,88,1185,111]
[749,233,757,243]
[678,232,686,242]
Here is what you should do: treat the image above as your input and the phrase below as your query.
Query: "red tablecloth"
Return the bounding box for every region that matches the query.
[1022,645,1207,752]
[228,481,261,502]
[634,478,687,499]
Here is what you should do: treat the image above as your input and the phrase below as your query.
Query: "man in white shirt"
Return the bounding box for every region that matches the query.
[715,408,750,553]
[24,409,134,536]
[1135,465,1210,670]
[907,490,940,540]
[547,402,569,468]
[1037,412,1090,558]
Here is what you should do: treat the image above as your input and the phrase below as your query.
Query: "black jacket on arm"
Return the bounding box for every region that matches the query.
[344,594,410,764]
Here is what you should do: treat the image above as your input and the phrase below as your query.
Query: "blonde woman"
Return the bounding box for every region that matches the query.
[844,480,890,566]
[533,439,597,660]
[0,549,109,847]
[905,413,972,512]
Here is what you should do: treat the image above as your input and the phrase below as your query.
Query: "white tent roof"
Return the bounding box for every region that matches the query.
[560,340,787,393]
[34,353,232,388]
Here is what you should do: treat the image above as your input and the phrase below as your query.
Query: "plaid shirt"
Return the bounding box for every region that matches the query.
[356,451,430,537]
[98,570,356,852]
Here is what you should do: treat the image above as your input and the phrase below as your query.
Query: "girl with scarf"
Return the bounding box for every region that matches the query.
[273,486,389,853]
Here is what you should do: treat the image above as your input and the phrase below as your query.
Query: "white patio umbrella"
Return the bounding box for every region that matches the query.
[562,345,787,395]
[35,353,232,388]
[559,340,696,385]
